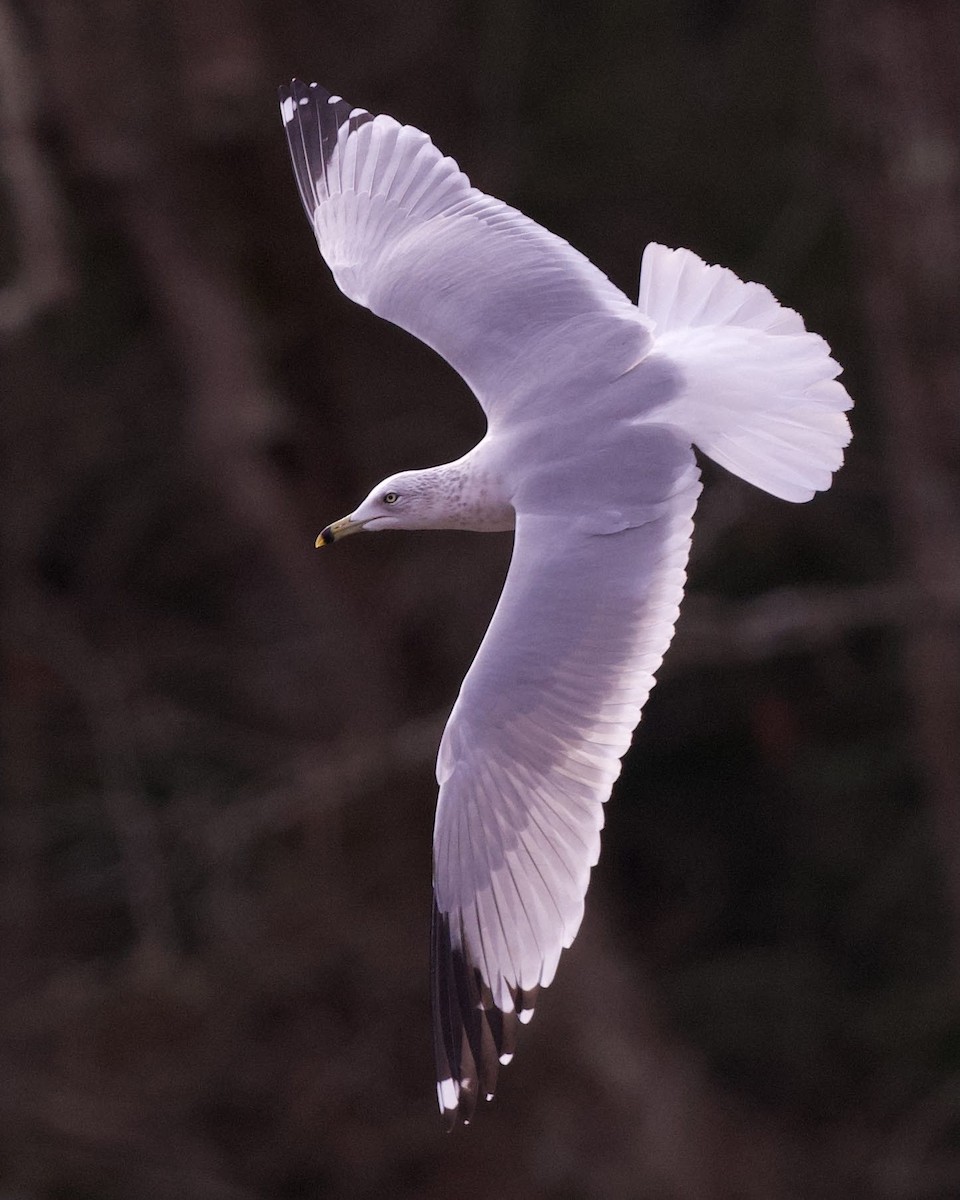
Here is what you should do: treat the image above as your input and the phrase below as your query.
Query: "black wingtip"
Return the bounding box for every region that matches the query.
[278,80,377,226]
[431,895,538,1129]
[279,79,329,120]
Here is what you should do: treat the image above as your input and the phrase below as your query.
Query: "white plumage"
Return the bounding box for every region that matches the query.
[279,80,852,1127]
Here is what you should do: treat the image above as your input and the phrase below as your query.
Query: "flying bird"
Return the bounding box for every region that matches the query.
[278,79,852,1127]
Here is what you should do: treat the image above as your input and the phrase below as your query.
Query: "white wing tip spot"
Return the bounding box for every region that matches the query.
[298,97,308,107]
[499,1052,514,1066]
[437,1077,459,1113]
[485,1092,495,1102]
[328,95,342,105]
[518,1009,534,1025]
[280,97,296,125]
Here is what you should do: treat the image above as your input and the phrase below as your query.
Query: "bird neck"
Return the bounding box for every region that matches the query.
[424,450,515,533]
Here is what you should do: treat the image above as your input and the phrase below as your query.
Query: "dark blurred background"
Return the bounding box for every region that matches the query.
[2,1,959,1196]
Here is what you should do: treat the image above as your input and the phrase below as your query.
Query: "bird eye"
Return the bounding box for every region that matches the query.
[383,491,399,504]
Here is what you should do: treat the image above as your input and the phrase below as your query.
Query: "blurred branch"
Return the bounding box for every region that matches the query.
[7,584,178,963]
[0,0,73,332]
[817,0,960,968]
[546,919,799,1199]
[35,0,395,725]
[176,711,444,863]
[115,187,400,722]
[673,579,959,670]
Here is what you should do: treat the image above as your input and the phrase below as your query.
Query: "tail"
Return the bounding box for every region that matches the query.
[638,243,852,502]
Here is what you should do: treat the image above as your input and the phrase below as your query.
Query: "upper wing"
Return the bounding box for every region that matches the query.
[431,427,702,1125]
[279,81,651,416]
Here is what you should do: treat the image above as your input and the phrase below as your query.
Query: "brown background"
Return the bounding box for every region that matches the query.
[2,1,960,1196]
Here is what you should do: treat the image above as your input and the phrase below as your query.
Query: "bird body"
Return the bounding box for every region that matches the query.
[280,80,852,1127]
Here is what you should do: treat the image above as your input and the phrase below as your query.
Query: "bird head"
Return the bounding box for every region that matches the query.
[316,469,447,546]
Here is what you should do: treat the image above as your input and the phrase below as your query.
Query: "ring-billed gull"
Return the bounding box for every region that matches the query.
[278,79,852,1128]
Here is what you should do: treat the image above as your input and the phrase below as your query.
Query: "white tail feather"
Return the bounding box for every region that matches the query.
[638,243,852,502]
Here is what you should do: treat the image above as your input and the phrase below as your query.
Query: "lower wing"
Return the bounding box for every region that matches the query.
[431,429,701,1125]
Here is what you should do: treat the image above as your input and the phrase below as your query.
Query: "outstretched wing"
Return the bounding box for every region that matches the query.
[279,81,651,416]
[431,428,702,1125]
